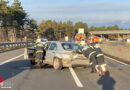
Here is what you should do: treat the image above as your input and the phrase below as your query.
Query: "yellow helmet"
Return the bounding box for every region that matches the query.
[36,38,41,43]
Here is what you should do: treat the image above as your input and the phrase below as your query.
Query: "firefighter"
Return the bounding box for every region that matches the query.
[89,36,105,65]
[80,39,86,47]
[76,44,98,73]
[34,38,45,67]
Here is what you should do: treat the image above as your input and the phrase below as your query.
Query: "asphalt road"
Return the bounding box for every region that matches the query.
[0,49,130,90]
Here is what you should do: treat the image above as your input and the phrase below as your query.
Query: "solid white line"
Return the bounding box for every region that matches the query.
[69,67,83,88]
[0,54,24,65]
[105,55,130,66]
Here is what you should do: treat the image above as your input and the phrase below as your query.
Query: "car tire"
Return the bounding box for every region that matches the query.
[30,60,35,65]
[53,58,62,70]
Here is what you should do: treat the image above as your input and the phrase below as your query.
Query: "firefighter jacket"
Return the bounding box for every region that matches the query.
[34,42,45,54]
[76,45,96,59]
[89,42,104,57]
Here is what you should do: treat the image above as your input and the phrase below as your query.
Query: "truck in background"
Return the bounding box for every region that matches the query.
[74,28,86,46]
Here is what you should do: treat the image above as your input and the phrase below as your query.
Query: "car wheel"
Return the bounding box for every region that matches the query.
[53,58,62,70]
[30,60,35,65]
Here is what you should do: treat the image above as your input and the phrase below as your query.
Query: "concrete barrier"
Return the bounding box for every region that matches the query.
[101,43,130,63]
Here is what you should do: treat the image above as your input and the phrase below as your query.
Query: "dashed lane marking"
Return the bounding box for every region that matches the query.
[105,55,130,66]
[69,67,83,88]
[0,54,24,65]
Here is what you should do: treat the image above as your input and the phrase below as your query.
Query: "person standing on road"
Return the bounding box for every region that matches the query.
[34,38,45,66]
[89,36,105,65]
[76,44,98,73]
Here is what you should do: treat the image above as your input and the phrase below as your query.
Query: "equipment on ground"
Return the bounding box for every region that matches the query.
[95,64,108,76]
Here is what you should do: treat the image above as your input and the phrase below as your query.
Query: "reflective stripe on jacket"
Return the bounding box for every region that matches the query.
[88,51,96,59]
[96,53,104,57]
[36,50,43,53]
[35,42,44,53]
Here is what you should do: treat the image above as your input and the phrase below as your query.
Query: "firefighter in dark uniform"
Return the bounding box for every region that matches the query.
[34,38,45,66]
[76,44,98,73]
[89,36,104,65]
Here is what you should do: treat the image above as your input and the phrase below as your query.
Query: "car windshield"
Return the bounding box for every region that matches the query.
[62,42,81,50]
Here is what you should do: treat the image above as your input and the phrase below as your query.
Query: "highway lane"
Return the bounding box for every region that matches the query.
[0,49,24,63]
[74,57,130,90]
[0,49,130,90]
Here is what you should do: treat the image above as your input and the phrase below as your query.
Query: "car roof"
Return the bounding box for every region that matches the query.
[48,41,77,44]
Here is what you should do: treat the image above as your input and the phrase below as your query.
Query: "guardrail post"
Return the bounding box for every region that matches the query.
[24,36,28,59]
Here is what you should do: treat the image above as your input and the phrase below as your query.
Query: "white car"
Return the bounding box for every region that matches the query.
[43,41,89,69]
[28,41,89,69]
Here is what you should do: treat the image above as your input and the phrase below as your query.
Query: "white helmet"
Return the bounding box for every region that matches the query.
[36,38,41,43]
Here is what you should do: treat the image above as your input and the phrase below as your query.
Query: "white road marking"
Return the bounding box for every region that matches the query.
[0,54,24,65]
[105,55,130,66]
[69,67,83,88]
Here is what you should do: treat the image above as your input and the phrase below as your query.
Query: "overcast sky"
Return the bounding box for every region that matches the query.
[9,0,130,28]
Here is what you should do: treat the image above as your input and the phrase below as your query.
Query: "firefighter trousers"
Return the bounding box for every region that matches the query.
[36,52,43,62]
[96,55,104,65]
[90,53,98,71]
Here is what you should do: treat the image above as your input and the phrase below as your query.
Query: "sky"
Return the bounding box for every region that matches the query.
[8,0,130,28]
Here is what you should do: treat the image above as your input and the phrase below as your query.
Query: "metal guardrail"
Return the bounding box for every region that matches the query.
[0,41,34,52]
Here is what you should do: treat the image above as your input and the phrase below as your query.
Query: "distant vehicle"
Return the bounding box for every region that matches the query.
[74,28,86,45]
[28,41,89,69]
[41,38,48,44]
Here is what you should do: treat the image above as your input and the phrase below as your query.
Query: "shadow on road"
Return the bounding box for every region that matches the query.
[32,64,53,69]
[0,60,31,81]
[97,71,116,90]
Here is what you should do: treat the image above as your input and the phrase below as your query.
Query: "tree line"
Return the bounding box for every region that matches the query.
[0,0,37,42]
[38,20,122,41]
[38,20,88,41]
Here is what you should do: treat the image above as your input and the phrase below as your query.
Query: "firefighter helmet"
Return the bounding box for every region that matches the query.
[36,38,41,43]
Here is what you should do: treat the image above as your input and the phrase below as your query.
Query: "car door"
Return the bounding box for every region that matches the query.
[45,43,58,64]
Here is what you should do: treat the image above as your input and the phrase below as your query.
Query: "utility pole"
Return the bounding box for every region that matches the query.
[58,27,62,41]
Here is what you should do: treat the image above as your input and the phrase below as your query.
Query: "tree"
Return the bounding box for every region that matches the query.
[64,20,74,40]
[8,0,27,41]
[0,0,32,42]
[0,0,10,42]
[29,19,38,31]
[22,18,38,41]
[39,20,57,40]
[0,0,10,27]
[74,22,88,35]
[107,24,119,30]
[11,0,26,29]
